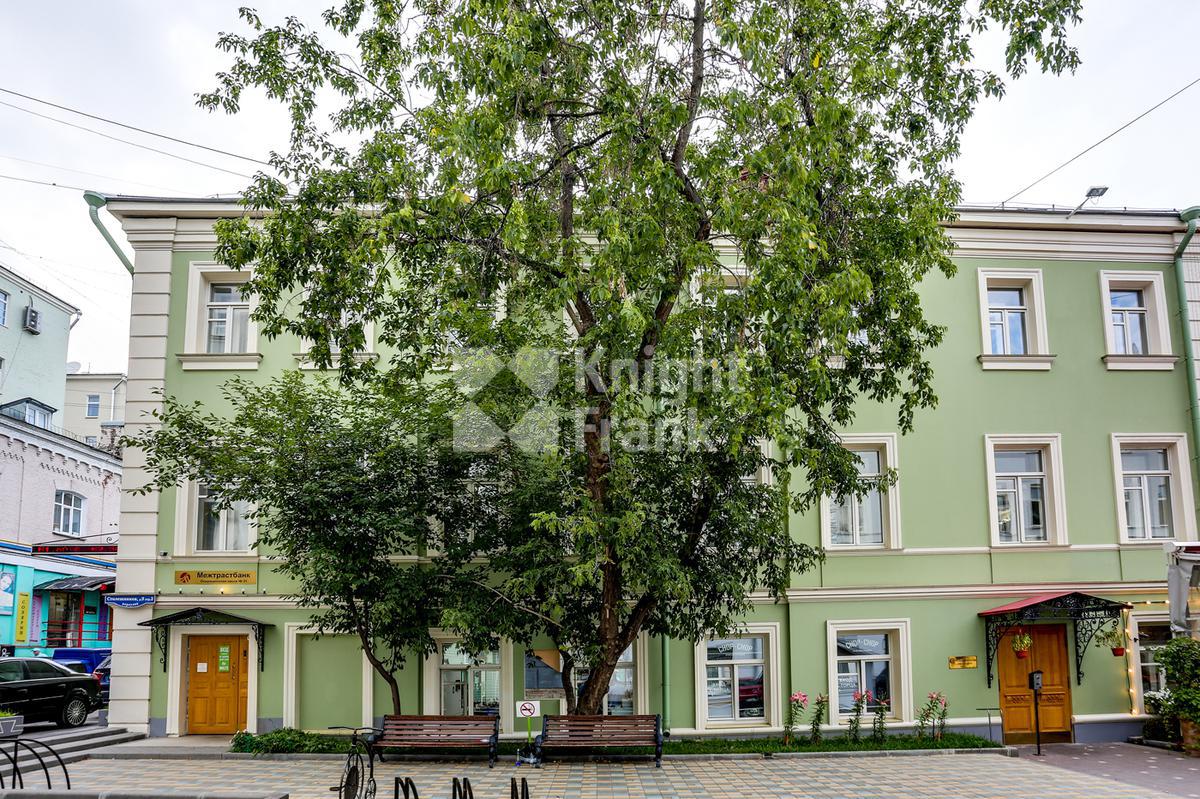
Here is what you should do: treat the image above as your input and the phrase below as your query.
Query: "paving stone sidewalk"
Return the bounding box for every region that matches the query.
[1020,742,1200,799]
[61,753,1181,799]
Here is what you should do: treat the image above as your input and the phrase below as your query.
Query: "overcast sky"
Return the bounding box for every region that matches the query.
[1,1,1197,373]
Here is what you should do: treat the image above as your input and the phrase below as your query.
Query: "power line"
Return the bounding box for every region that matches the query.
[0,99,256,180]
[0,153,190,195]
[0,173,86,192]
[1004,75,1200,204]
[0,86,271,167]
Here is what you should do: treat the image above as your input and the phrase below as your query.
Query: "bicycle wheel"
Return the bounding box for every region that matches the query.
[364,775,376,799]
[339,752,362,799]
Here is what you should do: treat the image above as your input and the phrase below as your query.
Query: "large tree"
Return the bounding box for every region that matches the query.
[199,0,1080,713]
[128,374,485,714]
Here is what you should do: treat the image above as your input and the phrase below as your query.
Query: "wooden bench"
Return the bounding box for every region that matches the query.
[368,715,499,767]
[533,714,663,766]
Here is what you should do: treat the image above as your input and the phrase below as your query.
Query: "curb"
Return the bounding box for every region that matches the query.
[83,747,1017,763]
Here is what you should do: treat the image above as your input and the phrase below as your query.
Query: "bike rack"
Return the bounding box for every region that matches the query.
[510,777,530,799]
[451,777,474,799]
[394,776,420,799]
[0,737,71,790]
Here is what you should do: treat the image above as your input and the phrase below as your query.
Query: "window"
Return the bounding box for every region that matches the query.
[1134,620,1171,700]
[1099,271,1175,369]
[206,283,250,354]
[985,435,1067,546]
[0,661,20,682]
[976,270,1052,370]
[25,404,50,429]
[821,434,900,549]
[704,637,766,722]
[826,619,911,723]
[439,643,501,717]
[1111,435,1197,543]
[987,287,1028,355]
[574,645,636,716]
[180,262,260,370]
[835,633,892,716]
[195,484,251,551]
[84,436,98,446]
[85,394,100,418]
[52,491,85,536]
[1120,448,1172,540]
[0,290,8,326]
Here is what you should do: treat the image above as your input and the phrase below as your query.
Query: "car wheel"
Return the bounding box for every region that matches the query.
[58,695,90,728]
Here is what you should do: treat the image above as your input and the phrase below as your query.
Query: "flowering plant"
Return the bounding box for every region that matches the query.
[809,694,829,743]
[871,698,889,743]
[933,691,949,739]
[783,690,808,745]
[847,690,869,742]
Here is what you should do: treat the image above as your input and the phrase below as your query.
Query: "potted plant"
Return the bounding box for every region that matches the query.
[1011,631,1033,659]
[0,708,24,738]
[1155,637,1200,757]
[1096,626,1126,656]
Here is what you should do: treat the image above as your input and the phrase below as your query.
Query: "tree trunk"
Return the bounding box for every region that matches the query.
[558,648,577,714]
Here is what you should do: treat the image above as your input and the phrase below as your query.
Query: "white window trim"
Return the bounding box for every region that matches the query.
[1110,433,1197,544]
[558,631,651,715]
[984,434,1069,547]
[819,434,901,550]
[172,481,256,557]
[52,490,86,537]
[693,621,780,731]
[85,394,101,419]
[1099,271,1176,370]
[422,629,514,733]
[826,618,913,724]
[976,268,1053,370]
[0,289,8,327]
[283,623,374,730]
[1128,611,1169,715]
[164,624,260,736]
[179,261,260,370]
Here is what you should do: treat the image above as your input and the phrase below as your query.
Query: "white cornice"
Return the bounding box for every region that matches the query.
[772,580,1166,603]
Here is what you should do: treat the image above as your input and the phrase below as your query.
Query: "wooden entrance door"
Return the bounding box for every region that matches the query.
[997,624,1073,744]
[186,635,248,735]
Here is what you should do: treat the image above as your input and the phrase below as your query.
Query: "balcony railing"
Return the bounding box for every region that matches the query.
[41,618,113,649]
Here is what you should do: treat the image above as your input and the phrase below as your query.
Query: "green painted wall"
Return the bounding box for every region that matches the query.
[298,634,362,730]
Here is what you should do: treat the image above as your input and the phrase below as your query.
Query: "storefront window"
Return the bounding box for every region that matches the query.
[439,643,500,717]
[835,633,891,714]
[705,636,765,722]
[575,644,636,715]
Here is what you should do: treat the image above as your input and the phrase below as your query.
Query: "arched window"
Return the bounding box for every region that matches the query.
[53,491,85,536]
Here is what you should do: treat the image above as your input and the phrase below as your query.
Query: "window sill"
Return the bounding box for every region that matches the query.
[51,531,83,539]
[977,354,1056,371]
[1102,354,1178,371]
[177,352,263,371]
[826,545,892,554]
[294,352,379,370]
[989,542,1069,551]
[1117,538,1181,547]
[169,553,260,562]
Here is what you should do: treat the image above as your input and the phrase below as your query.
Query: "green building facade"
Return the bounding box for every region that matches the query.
[101,198,1197,743]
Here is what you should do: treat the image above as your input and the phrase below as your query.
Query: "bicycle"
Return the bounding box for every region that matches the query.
[329,726,382,799]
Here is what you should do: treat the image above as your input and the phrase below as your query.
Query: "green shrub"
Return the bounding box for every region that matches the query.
[231,728,351,754]
[1156,637,1200,724]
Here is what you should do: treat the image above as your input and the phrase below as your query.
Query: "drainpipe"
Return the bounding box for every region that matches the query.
[660,635,670,731]
[1173,206,1200,487]
[82,191,134,276]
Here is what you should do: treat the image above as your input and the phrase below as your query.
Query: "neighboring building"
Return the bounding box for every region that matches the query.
[64,371,126,449]
[0,264,118,659]
[102,197,1199,743]
[0,262,78,428]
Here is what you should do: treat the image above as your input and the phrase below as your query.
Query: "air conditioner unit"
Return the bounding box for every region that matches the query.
[22,306,41,335]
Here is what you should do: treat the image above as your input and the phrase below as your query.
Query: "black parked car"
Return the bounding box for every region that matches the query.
[0,657,103,727]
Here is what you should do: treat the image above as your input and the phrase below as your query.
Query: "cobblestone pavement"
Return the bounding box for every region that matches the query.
[61,754,1183,799]
[1020,742,1200,798]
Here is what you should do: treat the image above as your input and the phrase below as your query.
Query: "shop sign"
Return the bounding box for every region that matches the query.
[948,655,978,670]
[174,570,256,585]
[14,594,29,642]
[217,644,232,672]
[104,594,157,609]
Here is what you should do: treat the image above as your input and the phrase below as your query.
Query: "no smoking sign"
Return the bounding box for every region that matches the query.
[517,700,541,718]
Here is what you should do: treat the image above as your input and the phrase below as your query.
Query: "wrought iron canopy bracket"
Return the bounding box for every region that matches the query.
[139,606,273,672]
[980,592,1129,687]
[152,624,169,673]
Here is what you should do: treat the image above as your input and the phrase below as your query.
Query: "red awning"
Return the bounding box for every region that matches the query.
[978,591,1077,617]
